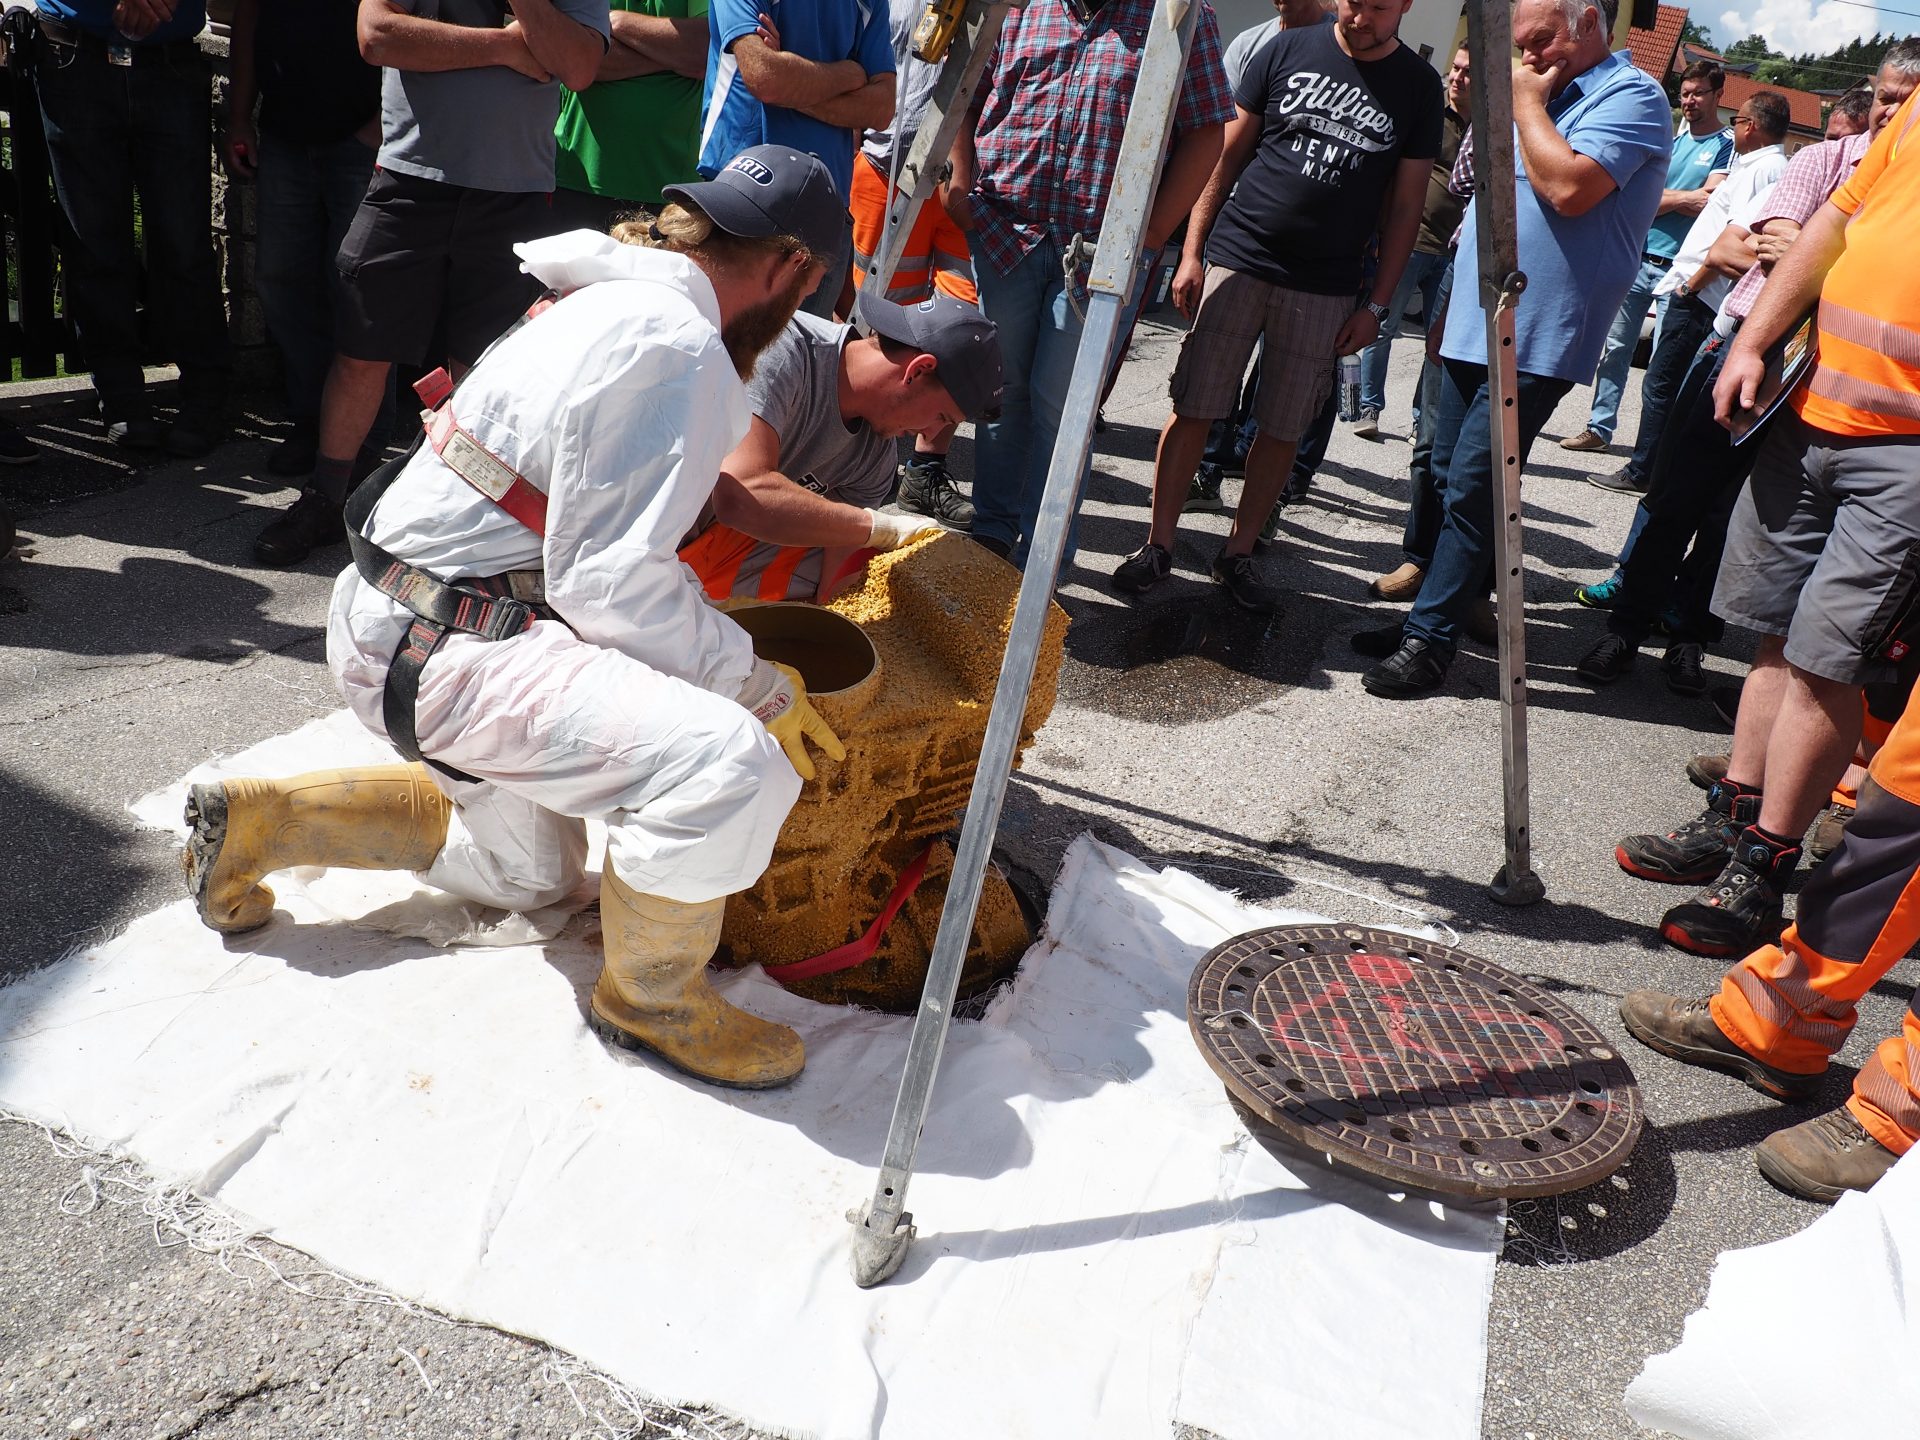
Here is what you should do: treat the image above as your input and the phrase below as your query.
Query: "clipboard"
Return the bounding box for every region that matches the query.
[1728,305,1818,446]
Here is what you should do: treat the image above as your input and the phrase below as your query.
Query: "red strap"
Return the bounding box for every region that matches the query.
[424,405,550,536]
[762,843,935,984]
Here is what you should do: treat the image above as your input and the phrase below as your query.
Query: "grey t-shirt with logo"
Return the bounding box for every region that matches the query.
[730,314,896,599]
[378,0,611,195]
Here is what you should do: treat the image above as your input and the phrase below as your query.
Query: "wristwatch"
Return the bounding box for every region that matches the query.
[1365,300,1392,323]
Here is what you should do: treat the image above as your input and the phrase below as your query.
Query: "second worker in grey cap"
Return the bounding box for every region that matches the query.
[681,290,1006,604]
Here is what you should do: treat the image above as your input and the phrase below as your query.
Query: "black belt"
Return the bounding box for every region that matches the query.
[344,440,551,785]
[1643,252,1674,269]
[35,14,201,61]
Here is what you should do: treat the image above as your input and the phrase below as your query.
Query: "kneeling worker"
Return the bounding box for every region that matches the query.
[682,292,1004,604]
[181,147,919,1091]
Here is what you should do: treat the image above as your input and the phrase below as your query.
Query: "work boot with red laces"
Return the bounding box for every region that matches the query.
[1616,780,1761,885]
[1618,991,1820,1101]
[1756,1106,1901,1203]
[1660,825,1800,958]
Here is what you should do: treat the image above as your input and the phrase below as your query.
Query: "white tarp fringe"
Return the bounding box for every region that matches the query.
[0,713,1503,1440]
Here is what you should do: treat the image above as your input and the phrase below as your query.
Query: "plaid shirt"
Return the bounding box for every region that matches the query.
[1721,128,1873,326]
[966,0,1233,281]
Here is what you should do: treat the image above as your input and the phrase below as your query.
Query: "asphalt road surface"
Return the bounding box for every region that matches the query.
[1,326,1907,1440]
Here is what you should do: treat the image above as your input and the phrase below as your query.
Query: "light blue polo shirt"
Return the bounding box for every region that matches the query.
[698,0,896,196]
[1647,124,1734,256]
[1443,50,1671,384]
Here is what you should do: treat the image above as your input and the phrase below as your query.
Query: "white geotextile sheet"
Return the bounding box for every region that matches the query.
[1,712,1503,1440]
[1626,1145,1920,1438]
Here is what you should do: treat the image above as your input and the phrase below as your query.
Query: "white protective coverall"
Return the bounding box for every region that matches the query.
[326,232,801,909]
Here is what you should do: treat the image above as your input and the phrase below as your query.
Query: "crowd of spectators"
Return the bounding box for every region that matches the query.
[9,0,1920,1202]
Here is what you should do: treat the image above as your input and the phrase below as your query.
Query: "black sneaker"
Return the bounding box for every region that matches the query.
[1350,623,1405,659]
[102,408,166,450]
[896,455,975,530]
[253,488,346,567]
[1587,467,1647,495]
[1709,684,1740,728]
[1362,636,1448,698]
[1664,641,1707,696]
[1576,633,1637,684]
[166,414,225,459]
[1183,463,1228,514]
[0,420,37,466]
[1209,549,1280,614]
[1660,833,1798,957]
[1112,542,1173,596]
[1616,781,1760,885]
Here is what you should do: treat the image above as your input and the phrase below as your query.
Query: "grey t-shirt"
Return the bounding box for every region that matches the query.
[378,0,611,194]
[720,315,896,599]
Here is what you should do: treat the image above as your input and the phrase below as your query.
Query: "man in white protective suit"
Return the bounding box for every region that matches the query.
[181,145,933,1091]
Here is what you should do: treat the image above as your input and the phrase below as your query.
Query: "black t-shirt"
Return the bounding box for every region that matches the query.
[1206,23,1443,296]
[256,0,383,145]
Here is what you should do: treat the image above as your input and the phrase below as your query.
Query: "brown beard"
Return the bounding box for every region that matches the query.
[723,272,812,379]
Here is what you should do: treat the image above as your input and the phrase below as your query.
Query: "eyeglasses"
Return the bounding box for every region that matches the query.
[1733,115,1756,127]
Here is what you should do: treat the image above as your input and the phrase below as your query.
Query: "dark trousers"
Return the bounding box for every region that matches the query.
[36,34,231,417]
[255,129,380,426]
[1621,291,1717,487]
[1405,359,1573,657]
[1401,255,1457,566]
[1610,328,1763,645]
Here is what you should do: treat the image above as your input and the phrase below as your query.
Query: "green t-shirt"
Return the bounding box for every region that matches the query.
[554,0,708,206]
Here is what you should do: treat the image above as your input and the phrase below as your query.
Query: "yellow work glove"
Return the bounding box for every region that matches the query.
[738,657,847,781]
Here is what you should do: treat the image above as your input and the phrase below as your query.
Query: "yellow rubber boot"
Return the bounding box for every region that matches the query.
[182,765,453,933]
[589,870,805,1089]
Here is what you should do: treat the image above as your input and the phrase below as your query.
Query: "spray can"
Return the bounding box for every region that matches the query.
[1337,353,1362,422]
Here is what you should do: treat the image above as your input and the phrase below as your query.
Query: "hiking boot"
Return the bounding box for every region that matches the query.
[896,455,974,530]
[166,413,225,459]
[1559,428,1608,452]
[1351,406,1381,438]
[1755,1106,1901,1203]
[1111,542,1173,596]
[1588,466,1647,495]
[1210,549,1281,614]
[253,488,346,567]
[1362,636,1448,698]
[1370,561,1425,601]
[1618,991,1820,1101]
[1807,803,1854,864]
[1686,752,1730,790]
[1664,641,1707,696]
[1577,633,1637,683]
[1574,574,1622,609]
[1616,781,1760,885]
[1660,834,1798,958]
[1183,463,1228,514]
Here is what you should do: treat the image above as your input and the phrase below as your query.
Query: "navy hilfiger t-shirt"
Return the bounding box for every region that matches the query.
[1206,21,1443,296]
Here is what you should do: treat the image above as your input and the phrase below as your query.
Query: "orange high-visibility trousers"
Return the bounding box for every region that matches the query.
[848,153,977,306]
[1711,681,1920,1154]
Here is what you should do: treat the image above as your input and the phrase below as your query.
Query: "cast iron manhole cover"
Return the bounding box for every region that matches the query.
[1189,924,1643,1199]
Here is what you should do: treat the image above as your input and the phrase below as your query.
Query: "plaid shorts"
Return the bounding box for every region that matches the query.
[1168,267,1351,443]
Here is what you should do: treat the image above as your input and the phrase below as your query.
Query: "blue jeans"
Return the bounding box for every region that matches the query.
[1357,247,1450,416]
[256,129,380,426]
[972,236,1150,568]
[1400,254,1456,565]
[1405,360,1573,657]
[1585,255,1668,440]
[1620,291,1716,488]
[36,34,230,417]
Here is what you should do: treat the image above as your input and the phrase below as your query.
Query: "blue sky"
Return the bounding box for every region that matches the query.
[1708,0,1917,58]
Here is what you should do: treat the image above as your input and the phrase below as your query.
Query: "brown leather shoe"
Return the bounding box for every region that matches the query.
[1686,752,1729,790]
[1369,561,1425,601]
[1619,991,1820,1101]
[1807,803,1853,863]
[1755,1106,1900,1202]
[1559,429,1608,452]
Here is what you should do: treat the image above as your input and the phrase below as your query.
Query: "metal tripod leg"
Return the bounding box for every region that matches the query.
[848,0,1200,1289]
[863,0,1019,304]
[1465,0,1543,908]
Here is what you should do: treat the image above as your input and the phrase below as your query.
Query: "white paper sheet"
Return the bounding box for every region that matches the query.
[1,714,1503,1440]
